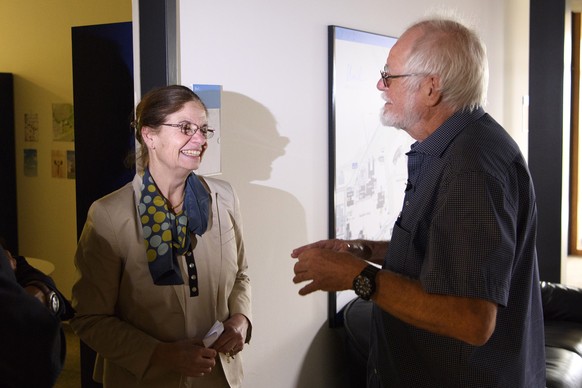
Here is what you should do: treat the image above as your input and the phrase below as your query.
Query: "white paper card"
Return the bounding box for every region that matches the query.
[203,320,224,348]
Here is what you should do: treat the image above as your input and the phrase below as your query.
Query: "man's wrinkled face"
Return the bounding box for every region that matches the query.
[377,29,425,135]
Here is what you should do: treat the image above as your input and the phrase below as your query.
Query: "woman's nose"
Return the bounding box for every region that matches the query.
[190,129,207,144]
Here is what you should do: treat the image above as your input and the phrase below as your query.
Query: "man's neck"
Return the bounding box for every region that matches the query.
[407,106,455,142]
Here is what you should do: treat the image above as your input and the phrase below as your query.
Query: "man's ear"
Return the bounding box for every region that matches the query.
[424,76,442,107]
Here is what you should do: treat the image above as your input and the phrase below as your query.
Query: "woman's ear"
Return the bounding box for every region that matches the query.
[141,126,155,150]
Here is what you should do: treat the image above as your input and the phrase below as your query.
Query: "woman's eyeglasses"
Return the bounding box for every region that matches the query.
[161,122,215,139]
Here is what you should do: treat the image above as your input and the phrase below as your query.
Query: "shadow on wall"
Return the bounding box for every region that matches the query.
[220,91,302,270]
[220,92,303,265]
[220,93,349,386]
[296,323,351,388]
[221,91,289,183]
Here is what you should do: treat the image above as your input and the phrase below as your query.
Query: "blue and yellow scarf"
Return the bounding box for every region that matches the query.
[139,168,209,285]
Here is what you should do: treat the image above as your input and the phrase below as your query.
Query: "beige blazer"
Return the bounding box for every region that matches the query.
[71,174,252,388]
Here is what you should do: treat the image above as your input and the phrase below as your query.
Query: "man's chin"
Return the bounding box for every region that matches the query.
[380,114,401,130]
[380,113,390,127]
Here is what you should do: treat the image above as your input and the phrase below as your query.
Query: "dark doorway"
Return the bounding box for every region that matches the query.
[529,0,566,282]
[71,21,134,388]
[0,73,17,254]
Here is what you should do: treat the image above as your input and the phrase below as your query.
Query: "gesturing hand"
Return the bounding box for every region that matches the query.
[292,247,366,295]
[291,239,350,259]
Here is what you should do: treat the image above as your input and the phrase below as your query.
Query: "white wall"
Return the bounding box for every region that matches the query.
[175,0,528,387]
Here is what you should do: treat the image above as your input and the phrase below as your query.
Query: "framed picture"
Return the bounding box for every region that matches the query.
[328,26,412,327]
[193,84,222,176]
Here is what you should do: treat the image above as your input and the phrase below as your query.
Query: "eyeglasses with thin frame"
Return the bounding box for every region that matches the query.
[380,65,425,87]
[161,122,215,139]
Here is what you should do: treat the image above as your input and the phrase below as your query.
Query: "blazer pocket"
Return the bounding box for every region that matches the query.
[220,224,236,245]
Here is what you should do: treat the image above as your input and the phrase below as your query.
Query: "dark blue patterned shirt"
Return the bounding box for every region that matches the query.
[368,108,546,387]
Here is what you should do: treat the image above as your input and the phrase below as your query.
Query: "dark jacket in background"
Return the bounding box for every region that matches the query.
[0,247,65,388]
[14,254,74,321]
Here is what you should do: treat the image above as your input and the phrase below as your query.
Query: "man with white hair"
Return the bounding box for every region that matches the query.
[292,17,546,387]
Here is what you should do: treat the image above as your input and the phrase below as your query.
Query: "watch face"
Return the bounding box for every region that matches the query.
[354,275,373,298]
[49,293,60,314]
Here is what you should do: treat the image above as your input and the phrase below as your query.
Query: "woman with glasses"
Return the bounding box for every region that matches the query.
[71,85,252,388]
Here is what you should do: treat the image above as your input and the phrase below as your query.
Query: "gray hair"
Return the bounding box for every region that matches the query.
[403,18,488,112]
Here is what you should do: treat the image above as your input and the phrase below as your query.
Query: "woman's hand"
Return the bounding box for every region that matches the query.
[151,339,217,377]
[212,314,249,358]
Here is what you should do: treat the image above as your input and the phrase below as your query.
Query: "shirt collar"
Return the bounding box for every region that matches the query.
[408,107,486,157]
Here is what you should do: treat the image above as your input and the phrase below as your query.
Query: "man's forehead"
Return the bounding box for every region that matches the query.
[387,33,414,69]
[386,50,402,71]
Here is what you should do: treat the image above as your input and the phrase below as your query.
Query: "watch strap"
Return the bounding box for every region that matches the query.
[361,264,380,279]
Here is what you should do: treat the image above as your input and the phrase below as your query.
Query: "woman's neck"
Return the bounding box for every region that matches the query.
[147,166,188,210]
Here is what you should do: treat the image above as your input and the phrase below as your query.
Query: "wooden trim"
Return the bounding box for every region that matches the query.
[570,13,581,255]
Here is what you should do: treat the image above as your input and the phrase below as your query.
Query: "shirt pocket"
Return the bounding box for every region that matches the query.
[386,223,411,273]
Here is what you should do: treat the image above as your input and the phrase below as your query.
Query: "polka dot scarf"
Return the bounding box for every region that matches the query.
[139,168,209,286]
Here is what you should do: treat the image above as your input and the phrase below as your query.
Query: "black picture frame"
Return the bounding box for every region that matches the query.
[328,26,411,327]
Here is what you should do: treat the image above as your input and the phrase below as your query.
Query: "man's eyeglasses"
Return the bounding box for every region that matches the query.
[380,65,425,87]
[161,122,215,139]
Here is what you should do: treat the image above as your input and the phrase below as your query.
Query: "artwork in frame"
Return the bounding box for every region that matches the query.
[328,26,412,327]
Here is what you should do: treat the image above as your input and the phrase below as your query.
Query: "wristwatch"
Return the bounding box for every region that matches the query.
[353,265,381,300]
[27,281,60,315]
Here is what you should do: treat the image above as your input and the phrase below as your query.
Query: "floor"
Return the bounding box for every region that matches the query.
[54,324,81,388]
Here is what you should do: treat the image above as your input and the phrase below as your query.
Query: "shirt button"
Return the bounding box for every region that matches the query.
[191,287,198,293]
[188,263,195,268]
[405,201,409,206]
[191,274,197,280]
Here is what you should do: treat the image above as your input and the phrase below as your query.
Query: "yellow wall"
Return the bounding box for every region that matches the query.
[0,1,132,298]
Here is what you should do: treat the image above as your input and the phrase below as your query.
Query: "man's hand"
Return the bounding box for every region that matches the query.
[291,239,350,259]
[292,248,367,295]
[292,238,383,263]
